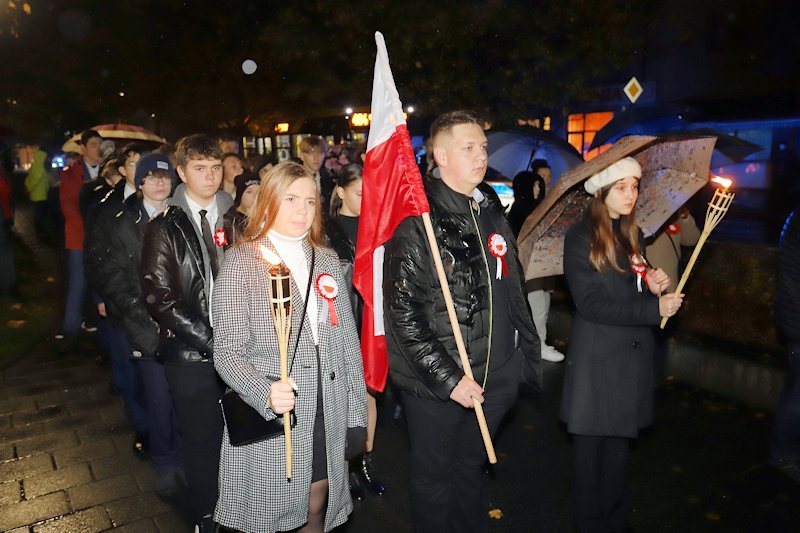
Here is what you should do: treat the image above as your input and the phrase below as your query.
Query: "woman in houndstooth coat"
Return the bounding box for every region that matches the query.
[212,162,368,533]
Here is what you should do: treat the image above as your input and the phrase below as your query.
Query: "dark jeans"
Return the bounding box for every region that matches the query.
[62,249,87,335]
[138,359,182,471]
[571,435,631,533]
[770,343,800,464]
[111,327,148,433]
[403,354,521,533]
[164,362,225,522]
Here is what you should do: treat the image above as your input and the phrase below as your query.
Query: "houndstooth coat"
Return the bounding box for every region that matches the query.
[211,236,368,533]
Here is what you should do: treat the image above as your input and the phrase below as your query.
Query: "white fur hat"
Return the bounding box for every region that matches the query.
[584,156,642,195]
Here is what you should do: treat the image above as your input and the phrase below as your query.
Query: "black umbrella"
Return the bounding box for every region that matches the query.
[588,104,697,149]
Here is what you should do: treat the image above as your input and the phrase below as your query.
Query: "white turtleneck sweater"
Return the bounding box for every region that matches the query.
[268,230,318,344]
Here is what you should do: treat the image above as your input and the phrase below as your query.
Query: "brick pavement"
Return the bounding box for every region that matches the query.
[0,343,191,532]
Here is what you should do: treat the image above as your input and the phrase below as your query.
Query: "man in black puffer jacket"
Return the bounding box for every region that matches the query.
[384,111,541,533]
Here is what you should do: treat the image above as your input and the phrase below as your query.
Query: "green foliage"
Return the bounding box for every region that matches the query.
[0,0,647,143]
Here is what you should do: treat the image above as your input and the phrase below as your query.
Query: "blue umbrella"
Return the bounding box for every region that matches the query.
[588,104,696,149]
[487,128,583,186]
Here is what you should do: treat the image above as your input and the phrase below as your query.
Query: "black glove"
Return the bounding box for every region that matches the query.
[345,426,367,460]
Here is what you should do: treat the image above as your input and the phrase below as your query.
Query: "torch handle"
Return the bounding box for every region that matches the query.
[660,230,710,329]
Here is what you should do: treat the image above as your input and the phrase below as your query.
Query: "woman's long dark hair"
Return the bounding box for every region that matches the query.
[587,182,641,272]
[329,164,363,218]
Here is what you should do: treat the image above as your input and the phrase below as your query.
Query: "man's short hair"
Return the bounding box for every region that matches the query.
[222,152,243,162]
[175,134,224,168]
[430,111,481,143]
[218,132,238,143]
[298,135,326,153]
[80,129,102,146]
[118,142,147,164]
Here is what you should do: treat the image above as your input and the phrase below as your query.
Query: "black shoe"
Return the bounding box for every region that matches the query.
[349,468,365,501]
[196,515,218,533]
[133,432,149,459]
[360,452,386,495]
[81,320,97,333]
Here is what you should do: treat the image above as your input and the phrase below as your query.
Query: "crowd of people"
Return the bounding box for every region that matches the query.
[6,109,788,533]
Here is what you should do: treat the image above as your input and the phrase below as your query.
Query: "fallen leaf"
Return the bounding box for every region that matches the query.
[7,320,26,328]
[10,303,22,310]
[705,512,721,521]
[46,276,55,283]
[488,508,503,520]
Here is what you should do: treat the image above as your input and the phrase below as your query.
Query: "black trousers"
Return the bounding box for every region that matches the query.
[164,362,225,522]
[571,434,631,533]
[403,354,521,533]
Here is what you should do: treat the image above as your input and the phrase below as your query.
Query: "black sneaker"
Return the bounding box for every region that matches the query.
[360,452,386,495]
[81,321,97,333]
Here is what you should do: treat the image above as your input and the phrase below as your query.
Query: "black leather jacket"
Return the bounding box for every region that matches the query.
[140,188,232,364]
[384,176,541,400]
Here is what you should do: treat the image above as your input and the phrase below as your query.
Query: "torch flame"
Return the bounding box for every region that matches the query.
[259,245,282,266]
[711,176,732,190]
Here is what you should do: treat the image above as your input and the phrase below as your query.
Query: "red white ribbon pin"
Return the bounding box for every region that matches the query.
[316,273,339,326]
[488,233,509,280]
[629,253,648,292]
[214,228,227,247]
[666,223,681,235]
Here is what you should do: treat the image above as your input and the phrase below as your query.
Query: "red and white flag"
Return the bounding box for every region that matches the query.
[353,32,430,392]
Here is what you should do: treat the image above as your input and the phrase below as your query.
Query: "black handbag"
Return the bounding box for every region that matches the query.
[220,249,315,447]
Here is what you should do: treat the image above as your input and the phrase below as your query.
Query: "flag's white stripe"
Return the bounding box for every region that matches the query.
[372,245,385,335]
[366,32,406,153]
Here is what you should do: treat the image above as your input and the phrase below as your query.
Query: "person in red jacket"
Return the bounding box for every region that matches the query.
[56,129,103,347]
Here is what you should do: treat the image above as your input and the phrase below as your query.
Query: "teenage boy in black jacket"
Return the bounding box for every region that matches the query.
[141,135,233,532]
[93,153,184,497]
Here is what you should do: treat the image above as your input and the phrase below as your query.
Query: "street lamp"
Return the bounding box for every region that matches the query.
[407,106,415,113]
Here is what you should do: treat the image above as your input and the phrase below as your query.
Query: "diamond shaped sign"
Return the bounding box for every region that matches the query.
[623,76,643,103]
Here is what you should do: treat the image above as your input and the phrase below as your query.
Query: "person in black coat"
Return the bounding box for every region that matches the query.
[507,160,549,237]
[325,164,387,499]
[770,208,800,482]
[383,111,541,532]
[93,153,184,496]
[561,156,683,532]
[221,171,260,250]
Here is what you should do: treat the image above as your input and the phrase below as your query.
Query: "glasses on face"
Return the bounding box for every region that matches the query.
[143,175,170,184]
[126,161,138,167]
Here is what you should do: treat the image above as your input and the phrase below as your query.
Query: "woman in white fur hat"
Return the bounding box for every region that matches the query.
[560,156,684,532]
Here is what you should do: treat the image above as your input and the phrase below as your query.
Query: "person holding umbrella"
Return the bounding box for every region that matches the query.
[561,156,684,532]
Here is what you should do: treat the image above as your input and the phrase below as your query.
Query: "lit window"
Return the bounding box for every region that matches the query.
[567,111,614,160]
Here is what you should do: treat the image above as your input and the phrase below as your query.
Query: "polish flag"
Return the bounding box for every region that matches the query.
[353,32,430,392]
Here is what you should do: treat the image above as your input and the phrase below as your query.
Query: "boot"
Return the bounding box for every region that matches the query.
[360,452,386,495]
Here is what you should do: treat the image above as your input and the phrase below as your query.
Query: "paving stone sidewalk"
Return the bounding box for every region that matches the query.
[0,343,191,532]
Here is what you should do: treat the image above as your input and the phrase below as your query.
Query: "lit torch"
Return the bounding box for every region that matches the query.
[258,245,293,481]
[660,176,735,329]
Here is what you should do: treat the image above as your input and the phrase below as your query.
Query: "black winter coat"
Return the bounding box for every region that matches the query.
[775,209,800,342]
[141,205,215,363]
[93,193,160,358]
[560,218,661,438]
[222,205,247,251]
[84,180,126,320]
[383,176,541,401]
[325,215,363,334]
